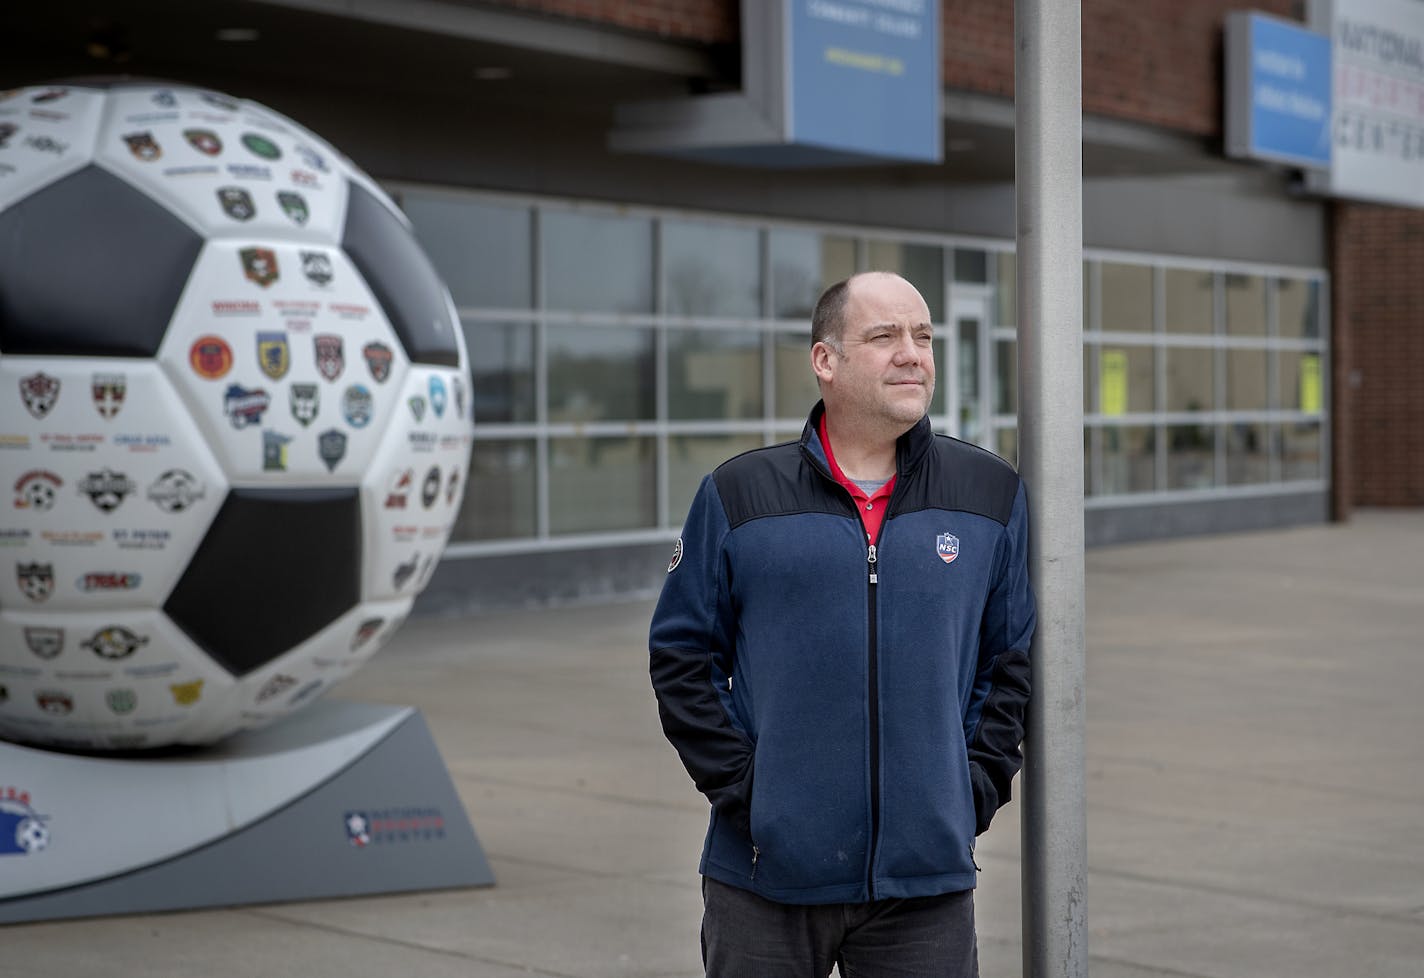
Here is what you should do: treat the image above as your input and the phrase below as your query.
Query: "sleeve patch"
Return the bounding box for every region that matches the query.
[667,537,683,573]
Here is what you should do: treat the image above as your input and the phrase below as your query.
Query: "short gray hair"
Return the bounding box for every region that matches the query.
[811,277,853,350]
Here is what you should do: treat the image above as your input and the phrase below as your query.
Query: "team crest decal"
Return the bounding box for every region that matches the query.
[189,335,234,379]
[936,533,960,565]
[14,470,61,511]
[421,466,441,508]
[262,431,292,471]
[19,372,60,419]
[384,468,413,508]
[393,553,419,590]
[342,385,373,428]
[0,789,49,855]
[240,246,279,287]
[428,376,447,418]
[351,617,384,651]
[217,186,256,221]
[301,250,333,286]
[257,331,291,380]
[362,342,393,383]
[200,91,239,111]
[123,131,161,161]
[170,679,204,706]
[91,373,126,419]
[278,191,309,226]
[668,537,683,573]
[314,334,343,381]
[183,128,222,155]
[36,690,73,716]
[408,396,426,422]
[77,468,137,512]
[241,132,281,160]
[256,673,298,703]
[17,562,55,602]
[224,384,271,428]
[147,469,206,513]
[82,626,148,660]
[23,627,63,659]
[290,383,319,426]
[106,689,137,715]
[295,144,329,172]
[318,429,347,472]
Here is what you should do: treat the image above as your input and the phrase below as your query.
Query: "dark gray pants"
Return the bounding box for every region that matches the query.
[701,877,979,978]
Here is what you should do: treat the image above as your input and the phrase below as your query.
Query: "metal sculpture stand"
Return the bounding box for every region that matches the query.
[0,701,494,924]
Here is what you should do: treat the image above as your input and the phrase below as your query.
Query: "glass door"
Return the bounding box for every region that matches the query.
[950,293,993,447]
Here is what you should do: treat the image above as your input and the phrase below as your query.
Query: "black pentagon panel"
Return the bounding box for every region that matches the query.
[0,165,202,356]
[164,488,361,677]
[341,183,460,367]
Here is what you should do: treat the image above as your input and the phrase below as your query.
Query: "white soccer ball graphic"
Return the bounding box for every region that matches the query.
[15,816,48,853]
[0,81,473,750]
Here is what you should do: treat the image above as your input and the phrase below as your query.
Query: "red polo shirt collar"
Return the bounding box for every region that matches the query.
[818,413,896,543]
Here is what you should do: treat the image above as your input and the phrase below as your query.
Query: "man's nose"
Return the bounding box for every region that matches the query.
[892,333,921,365]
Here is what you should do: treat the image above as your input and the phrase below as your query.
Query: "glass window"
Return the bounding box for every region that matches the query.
[1097,346,1155,415]
[549,436,655,533]
[769,230,855,319]
[1226,348,1268,412]
[663,219,762,318]
[1281,422,1322,481]
[1277,350,1324,414]
[1278,278,1321,339]
[1100,425,1156,494]
[403,194,532,310]
[547,325,654,421]
[1102,262,1154,332]
[1225,422,1270,484]
[1164,268,1213,335]
[668,329,763,420]
[463,320,535,423]
[1167,424,1215,489]
[451,440,537,541]
[953,248,988,284]
[867,241,944,321]
[994,253,1015,327]
[1225,274,1267,336]
[668,434,764,526]
[543,210,653,314]
[1166,347,1213,413]
[995,339,1017,415]
[775,332,821,417]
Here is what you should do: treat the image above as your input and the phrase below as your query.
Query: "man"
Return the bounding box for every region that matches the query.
[649,272,1035,977]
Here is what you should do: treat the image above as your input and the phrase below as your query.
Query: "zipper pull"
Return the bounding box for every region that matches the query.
[751,845,760,880]
[867,544,878,585]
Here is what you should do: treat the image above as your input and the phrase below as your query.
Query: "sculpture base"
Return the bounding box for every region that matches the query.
[0,701,494,924]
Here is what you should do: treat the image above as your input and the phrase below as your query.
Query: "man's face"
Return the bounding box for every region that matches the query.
[814,274,936,434]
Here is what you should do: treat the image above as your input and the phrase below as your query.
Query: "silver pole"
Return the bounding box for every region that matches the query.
[1015,1,1088,977]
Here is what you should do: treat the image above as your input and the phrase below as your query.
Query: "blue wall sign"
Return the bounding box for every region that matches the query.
[1227,12,1333,168]
[787,0,942,163]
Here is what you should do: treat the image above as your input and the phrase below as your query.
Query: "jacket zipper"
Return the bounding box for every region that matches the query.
[866,540,881,900]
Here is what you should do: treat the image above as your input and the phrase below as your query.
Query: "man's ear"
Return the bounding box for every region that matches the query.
[811,341,837,386]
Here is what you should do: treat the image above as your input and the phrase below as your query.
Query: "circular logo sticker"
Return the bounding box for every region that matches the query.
[668,537,683,573]
[189,335,234,379]
[241,132,281,160]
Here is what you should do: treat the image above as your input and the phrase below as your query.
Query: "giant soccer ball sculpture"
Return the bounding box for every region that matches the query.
[0,82,473,751]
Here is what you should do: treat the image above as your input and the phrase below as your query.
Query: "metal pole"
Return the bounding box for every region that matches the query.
[1015,2,1088,977]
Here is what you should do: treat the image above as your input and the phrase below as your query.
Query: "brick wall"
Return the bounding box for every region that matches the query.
[1331,204,1424,507]
[944,0,1301,135]
[482,0,736,44]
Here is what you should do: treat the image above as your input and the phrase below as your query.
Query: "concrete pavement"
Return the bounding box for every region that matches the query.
[4,509,1423,977]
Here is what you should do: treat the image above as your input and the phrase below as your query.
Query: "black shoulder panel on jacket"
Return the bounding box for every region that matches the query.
[713,442,848,529]
[893,436,1021,526]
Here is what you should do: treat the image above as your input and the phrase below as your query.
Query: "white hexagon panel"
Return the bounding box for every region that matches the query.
[0,81,472,751]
